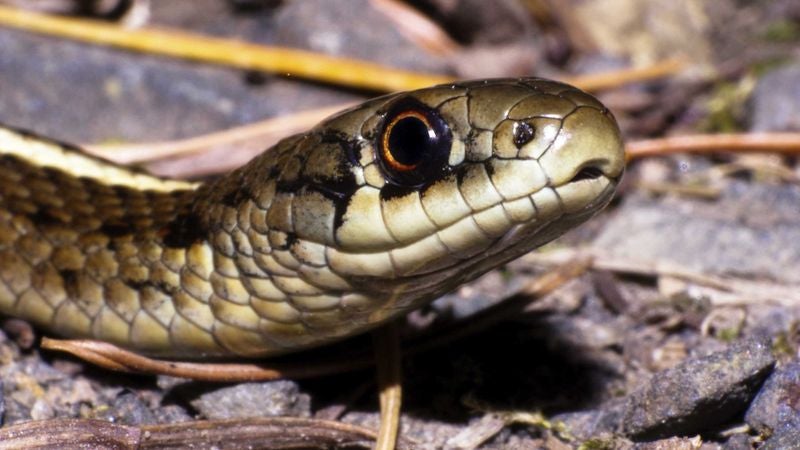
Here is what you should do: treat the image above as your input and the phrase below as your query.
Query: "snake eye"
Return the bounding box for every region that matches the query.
[378,98,452,187]
[382,111,431,171]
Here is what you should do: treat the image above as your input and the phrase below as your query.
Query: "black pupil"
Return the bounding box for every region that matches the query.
[388,116,432,166]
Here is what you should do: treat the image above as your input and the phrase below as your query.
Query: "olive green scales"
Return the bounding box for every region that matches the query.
[0,78,624,358]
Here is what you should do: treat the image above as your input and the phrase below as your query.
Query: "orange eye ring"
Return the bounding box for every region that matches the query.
[380,110,433,172]
[376,97,452,189]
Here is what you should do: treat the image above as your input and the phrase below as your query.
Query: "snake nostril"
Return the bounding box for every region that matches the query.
[513,121,536,148]
[569,165,605,183]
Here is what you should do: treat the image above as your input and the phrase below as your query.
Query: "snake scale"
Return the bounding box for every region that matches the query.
[0,78,624,358]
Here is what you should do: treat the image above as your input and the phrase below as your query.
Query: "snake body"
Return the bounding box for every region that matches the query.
[0,78,624,358]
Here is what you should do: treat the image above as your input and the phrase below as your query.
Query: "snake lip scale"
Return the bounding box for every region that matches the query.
[0,78,625,359]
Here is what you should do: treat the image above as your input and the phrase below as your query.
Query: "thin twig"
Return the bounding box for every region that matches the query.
[41,337,373,382]
[0,5,454,92]
[0,417,418,449]
[563,57,686,92]
[524,248,800,307]
[626,133,800,161]
[0,5,682,95]
[373,321,403,450]
[85,103,355,166]
[636,181,722,200]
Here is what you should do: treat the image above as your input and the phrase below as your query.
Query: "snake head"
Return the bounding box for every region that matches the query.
[311,79,624,281]
[229,78,625,349]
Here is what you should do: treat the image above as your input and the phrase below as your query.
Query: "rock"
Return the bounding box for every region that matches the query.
[552,402,625,441]
[749,63,800,132]
[92,391,157,426]
[759,429,800,450]
[152,0,277,36]
[448,43,540,80]
[153,404,194,425]
[749,307,800,345]
[426,270,522,322]
[341,411,464,450]
[0,379,4,426]
[620,338,775,439]
[593,182,800,285]
[722,433,753,450]
[411,0,538,45]
[541,314,625,350]
[0,22,357,144]
[745,362,800,436]
[272,0,446,73]
[443,413,505,450]
[632,436,704,449]
[190,381,311,420]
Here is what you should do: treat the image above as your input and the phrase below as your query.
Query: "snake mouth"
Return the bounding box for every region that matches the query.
[491,173,617,258]
[379,175,619,313]
[386,172,618,291]
[492,173,617,253]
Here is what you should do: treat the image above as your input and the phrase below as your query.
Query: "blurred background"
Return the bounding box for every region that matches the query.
[2,1,798,147]
[1,1,800,449]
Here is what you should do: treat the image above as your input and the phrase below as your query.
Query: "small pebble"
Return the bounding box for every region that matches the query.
[191,381,311,420]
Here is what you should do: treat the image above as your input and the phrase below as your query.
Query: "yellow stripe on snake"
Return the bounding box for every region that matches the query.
[0,78,624,358]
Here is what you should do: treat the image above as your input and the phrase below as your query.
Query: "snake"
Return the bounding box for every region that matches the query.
[0,78,624,359]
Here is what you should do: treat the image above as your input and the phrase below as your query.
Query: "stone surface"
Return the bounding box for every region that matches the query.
[745,362,800,436]
[92,391,157,426]
[0,378,4,427]
[620,338,775,439]
[594,182,800,284]
[760,428,800,450]
[412,0,538,44]
[722,434,753,450]
[749,63,800,132]
[552,402,626,441]
[272,0,447,73]
[190,381,311,420]
[342,411,465,450]
[0,0,380,144]
[632,436,705,449]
